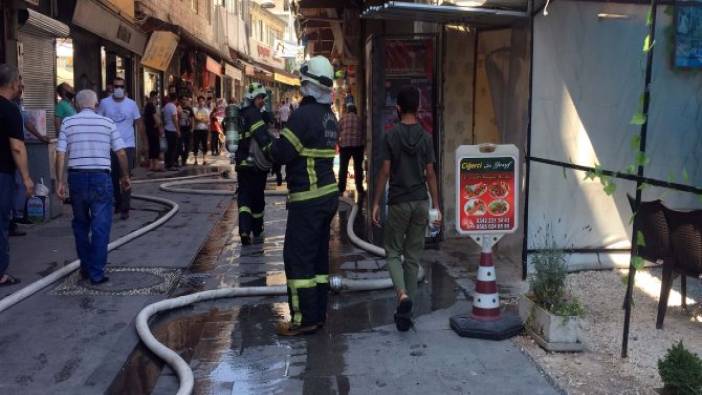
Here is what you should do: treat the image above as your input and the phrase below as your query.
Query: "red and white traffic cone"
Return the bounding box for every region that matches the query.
[472,248,500,319]
[449,235,522,340]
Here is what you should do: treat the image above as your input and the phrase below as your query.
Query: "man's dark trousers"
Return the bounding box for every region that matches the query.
[0,173,15,278]
[68,171,113,282]
[237,167,268,236]
[284,195,338,326]
[338,146,364,193]
[110,147,134,214]
[179,128,192,166]
[165,131,178,168]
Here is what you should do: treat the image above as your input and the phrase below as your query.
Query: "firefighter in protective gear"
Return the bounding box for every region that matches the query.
[236,83,271,245]
[253,56,339,336]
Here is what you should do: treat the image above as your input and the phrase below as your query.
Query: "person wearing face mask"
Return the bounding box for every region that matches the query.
[54,83,76,133]
[97,77,143,220]
[192,96,211,166]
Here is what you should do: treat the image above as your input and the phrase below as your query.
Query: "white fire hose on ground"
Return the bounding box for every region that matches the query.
[0,193,180,314]
[0,170,423,395]
[0,172,226,314]
[136,178,423,395]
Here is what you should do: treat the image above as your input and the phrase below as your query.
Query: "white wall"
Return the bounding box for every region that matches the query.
[529,2,702,264]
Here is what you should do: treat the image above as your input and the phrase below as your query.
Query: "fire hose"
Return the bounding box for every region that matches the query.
[136,177,422,395]
[0,173,226,314]
[0,171,424,395]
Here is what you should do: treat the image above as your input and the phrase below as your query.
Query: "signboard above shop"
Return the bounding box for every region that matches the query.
[274,39,303,59]
[141,31,178,72]
[455,144,520,235]
[249,38,285,69]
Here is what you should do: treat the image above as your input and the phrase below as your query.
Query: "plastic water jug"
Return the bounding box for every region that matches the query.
[25,178,50,223]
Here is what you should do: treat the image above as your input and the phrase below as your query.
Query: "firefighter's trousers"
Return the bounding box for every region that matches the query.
[237,167,268,236]
[284,195,338,327]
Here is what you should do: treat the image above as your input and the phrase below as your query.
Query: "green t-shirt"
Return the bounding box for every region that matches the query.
[55,99,76,121]
[380,122,435,205]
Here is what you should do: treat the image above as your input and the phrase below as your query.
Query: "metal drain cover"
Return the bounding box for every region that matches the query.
[51,267,180,296]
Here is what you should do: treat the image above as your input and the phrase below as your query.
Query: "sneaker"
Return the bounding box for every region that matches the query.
[90,276,110,286]
[275,322,318,336]
[394,298,413,332]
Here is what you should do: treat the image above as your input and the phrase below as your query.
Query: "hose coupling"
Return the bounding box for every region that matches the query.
[329,275,343,291]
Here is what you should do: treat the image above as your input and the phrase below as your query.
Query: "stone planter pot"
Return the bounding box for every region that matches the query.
[518,295,583,352]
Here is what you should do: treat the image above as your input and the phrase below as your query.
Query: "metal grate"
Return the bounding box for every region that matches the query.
[50,267,181,296]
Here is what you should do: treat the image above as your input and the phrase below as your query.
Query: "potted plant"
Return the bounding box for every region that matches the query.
[657,340,702,395]
[519,246,585,352]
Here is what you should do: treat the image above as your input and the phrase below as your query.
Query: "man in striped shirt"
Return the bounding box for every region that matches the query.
[55,89,131,285]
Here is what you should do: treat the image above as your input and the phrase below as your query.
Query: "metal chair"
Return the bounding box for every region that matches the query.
[661,208,702,328]
[626,196,674,329]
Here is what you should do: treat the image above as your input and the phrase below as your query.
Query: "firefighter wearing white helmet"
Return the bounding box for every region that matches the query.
[252,56,339,336]
[236,82,271,245]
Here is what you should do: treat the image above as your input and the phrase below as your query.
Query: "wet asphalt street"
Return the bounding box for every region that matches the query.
[109,185,560,395]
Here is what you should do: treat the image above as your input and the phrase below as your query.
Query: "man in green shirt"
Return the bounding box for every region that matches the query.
[372,85,441,332]
[54,82,76,131]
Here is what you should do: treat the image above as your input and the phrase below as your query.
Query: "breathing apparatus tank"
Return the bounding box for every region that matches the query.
[224,104,241,162]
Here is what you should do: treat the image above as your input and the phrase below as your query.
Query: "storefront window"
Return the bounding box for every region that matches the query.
[56,38,74,87]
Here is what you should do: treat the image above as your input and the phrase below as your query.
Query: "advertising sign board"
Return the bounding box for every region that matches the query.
[455,144,519,235]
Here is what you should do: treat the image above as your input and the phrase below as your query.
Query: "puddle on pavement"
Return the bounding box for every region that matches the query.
[111,193,462,395]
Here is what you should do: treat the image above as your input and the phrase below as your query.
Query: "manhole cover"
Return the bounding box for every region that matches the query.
[81,270,162,292]
[51,267,180,296]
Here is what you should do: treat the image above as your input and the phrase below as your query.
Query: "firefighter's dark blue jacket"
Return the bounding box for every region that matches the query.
[254,96,338,204]
[235,104,268,168]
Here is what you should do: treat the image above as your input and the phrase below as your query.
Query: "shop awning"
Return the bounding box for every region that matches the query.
[205,56,223,76]
[72,0,147,55]
[141,31,179,72]
[225,63,243,81]
[362,1,528,27]
[274,71,300,87]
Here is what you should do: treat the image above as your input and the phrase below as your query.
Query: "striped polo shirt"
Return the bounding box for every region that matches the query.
[56,109,126,171]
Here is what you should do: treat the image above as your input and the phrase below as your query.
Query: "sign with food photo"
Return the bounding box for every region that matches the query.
[455,145,519,235]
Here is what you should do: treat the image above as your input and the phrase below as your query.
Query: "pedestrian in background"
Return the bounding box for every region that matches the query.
[210,98,225,156]
[143,91,163,172]
[54,82,75,132]
[192,96,210,166]
[163,93,180,170]
[371,85,441,332]
[98,77,143,220]
[279,98,291,129]
[0,64,34,287]
[178,97,194,167]
[56,89,131,285]
[337,104,364,196]
[10,80,48,237]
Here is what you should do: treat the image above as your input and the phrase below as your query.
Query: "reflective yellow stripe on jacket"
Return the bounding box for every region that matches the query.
[281,128,338,203]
